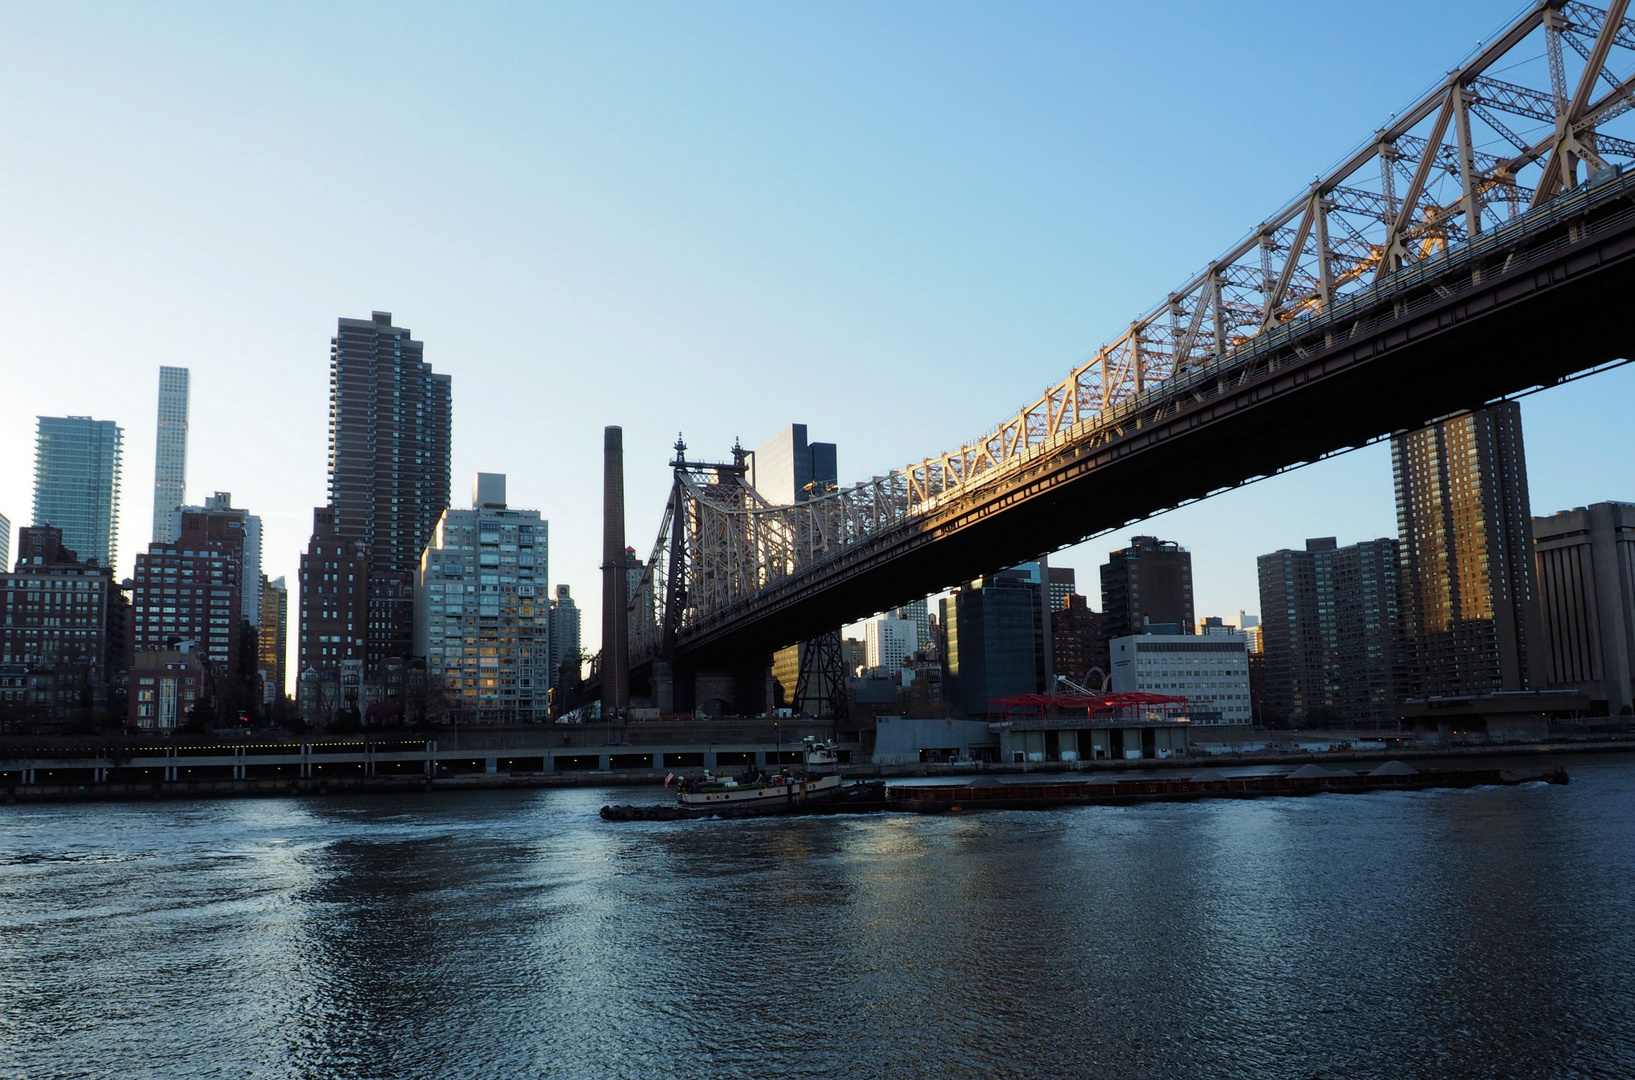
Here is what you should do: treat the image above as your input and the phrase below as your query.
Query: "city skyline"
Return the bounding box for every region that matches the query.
[3,2,1635,653]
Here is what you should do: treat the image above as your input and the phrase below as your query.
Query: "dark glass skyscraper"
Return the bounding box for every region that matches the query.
[1392,401,1543,696]
[940,567,1047,717]
[327,312,452,674]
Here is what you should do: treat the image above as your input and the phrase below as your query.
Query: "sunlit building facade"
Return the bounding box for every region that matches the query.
[1109,633,1251,724]
[865,616,916,672]
[1393,402,1544,696]
[259,575,288,703]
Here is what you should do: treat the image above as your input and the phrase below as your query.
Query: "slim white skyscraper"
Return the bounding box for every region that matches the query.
[152,367,189,543]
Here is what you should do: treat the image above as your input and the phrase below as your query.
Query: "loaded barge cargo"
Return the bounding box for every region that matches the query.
[600,763,1566,820]
[885,764,1568,813]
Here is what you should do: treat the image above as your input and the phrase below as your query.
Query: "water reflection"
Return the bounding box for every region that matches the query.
[0,765,1631,1078]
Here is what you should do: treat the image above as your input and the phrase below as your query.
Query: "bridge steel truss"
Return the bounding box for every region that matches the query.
[630,0,1635,668]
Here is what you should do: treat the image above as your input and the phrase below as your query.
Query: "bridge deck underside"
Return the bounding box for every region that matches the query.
[675,183,1635,665]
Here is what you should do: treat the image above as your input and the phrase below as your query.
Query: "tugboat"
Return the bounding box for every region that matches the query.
[675,736,844,815]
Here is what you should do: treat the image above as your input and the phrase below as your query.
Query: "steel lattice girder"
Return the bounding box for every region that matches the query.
[627,0,1635,666]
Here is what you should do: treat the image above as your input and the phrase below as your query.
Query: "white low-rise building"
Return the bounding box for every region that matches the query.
[1110,633,1252,724]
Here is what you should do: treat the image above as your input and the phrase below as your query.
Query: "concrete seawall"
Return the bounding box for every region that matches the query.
[4,734,1632,804]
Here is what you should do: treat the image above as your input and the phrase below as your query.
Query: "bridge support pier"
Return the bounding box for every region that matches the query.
[655,656,774,718]
[653,660,675,714]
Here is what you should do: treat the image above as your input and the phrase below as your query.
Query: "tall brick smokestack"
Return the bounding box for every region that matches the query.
[601,425,630,714]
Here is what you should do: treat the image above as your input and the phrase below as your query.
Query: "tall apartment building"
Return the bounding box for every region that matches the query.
[1257,537,1401,725]
[151,366,189,543]
[1332,539,1402,724]
[1258,539,1334,722]
[865,616,916,672]
[1047,566,1077,612]
[259,575,288,703]
[940,567,1048,717]
[172,493,261,627]
[130,530,244,673]
[0,526,123,719]
[0,511,10,572]
[297,506,368,677]
[548,584,581,689]
[1101,536,1194,639]
[33,416,122,573]
[892,598,930,652]
[415,473,550,722]
[1393,401,1544,696]
[1533,502,1635,714]
[328,311,452,674]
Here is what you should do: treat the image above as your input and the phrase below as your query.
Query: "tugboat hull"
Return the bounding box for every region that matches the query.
[677,773,844,813]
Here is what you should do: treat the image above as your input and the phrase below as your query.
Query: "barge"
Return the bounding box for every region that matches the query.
[885,763,1568,812]
[600,762,1566,821]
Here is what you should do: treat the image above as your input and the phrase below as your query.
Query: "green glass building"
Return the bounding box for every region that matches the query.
[32,416,123,572]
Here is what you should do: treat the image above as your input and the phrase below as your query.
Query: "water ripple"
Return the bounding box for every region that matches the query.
[0,764,1631,1078]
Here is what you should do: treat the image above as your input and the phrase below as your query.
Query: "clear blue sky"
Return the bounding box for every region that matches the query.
[2,1,1631,681]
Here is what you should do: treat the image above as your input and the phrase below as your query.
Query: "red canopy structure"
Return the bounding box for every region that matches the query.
[987,691,1189,725]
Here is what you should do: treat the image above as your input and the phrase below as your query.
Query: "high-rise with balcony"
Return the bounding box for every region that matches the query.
[327,312,452,675]
[151,367,189,543]
[1393,401,1544,697]
[32,416,122,573]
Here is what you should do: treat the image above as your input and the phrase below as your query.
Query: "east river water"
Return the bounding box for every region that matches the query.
[2,757,1633,1080]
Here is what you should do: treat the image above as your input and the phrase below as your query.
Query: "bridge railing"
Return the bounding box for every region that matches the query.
[899,0,1635,512]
